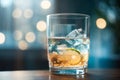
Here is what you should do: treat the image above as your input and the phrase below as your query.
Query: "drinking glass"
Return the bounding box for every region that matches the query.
[47,13,90,75]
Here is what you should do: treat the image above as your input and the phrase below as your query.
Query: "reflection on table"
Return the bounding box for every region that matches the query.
[0,69,120,80]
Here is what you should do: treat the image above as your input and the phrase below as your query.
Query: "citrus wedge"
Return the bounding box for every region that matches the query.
[63,48,82,65]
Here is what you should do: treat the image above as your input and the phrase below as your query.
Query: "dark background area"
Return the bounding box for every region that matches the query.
[0,0,120,71]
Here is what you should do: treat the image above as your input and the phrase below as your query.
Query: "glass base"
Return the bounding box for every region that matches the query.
[50,67,87,75]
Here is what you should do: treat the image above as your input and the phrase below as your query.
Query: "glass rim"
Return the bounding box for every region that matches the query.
[47,13,90,18]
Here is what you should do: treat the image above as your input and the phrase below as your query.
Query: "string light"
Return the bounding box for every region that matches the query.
[23,9,33,19]
[40,0,51,9]
[25,32,36,43]
[0,32,5,44]
[18,40,28,50]
[36,21,46,31]
[12,8,22,19]
[96,18,107,29]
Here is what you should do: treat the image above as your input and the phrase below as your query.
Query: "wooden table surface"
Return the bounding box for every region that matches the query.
[0,69,120,80]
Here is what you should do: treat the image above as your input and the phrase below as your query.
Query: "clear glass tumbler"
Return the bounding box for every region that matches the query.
[47,13,90,75]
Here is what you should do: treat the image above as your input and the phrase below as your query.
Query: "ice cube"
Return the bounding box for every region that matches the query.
[49,43,58,53]
[66,28,84,46]
[73,38,83,46]
[66,28,82,38]
[75,44,88,54]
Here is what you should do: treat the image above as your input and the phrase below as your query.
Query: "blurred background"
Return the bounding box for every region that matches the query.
[0,0,120,70]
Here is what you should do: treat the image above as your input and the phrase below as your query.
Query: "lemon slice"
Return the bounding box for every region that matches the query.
[63,48,82,65]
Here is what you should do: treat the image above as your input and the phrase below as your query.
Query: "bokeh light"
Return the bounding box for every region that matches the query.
[23,9,33,19]
[18,40,28,50]
[0,0,12,8]
[0,32,5,44]
[14,30,23,41]
[12,8,22,19]
[96,18,107,29]
[40,0,51,9]
[36,21,46,31]
[25,32,36,43]
[107,9,116,23]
